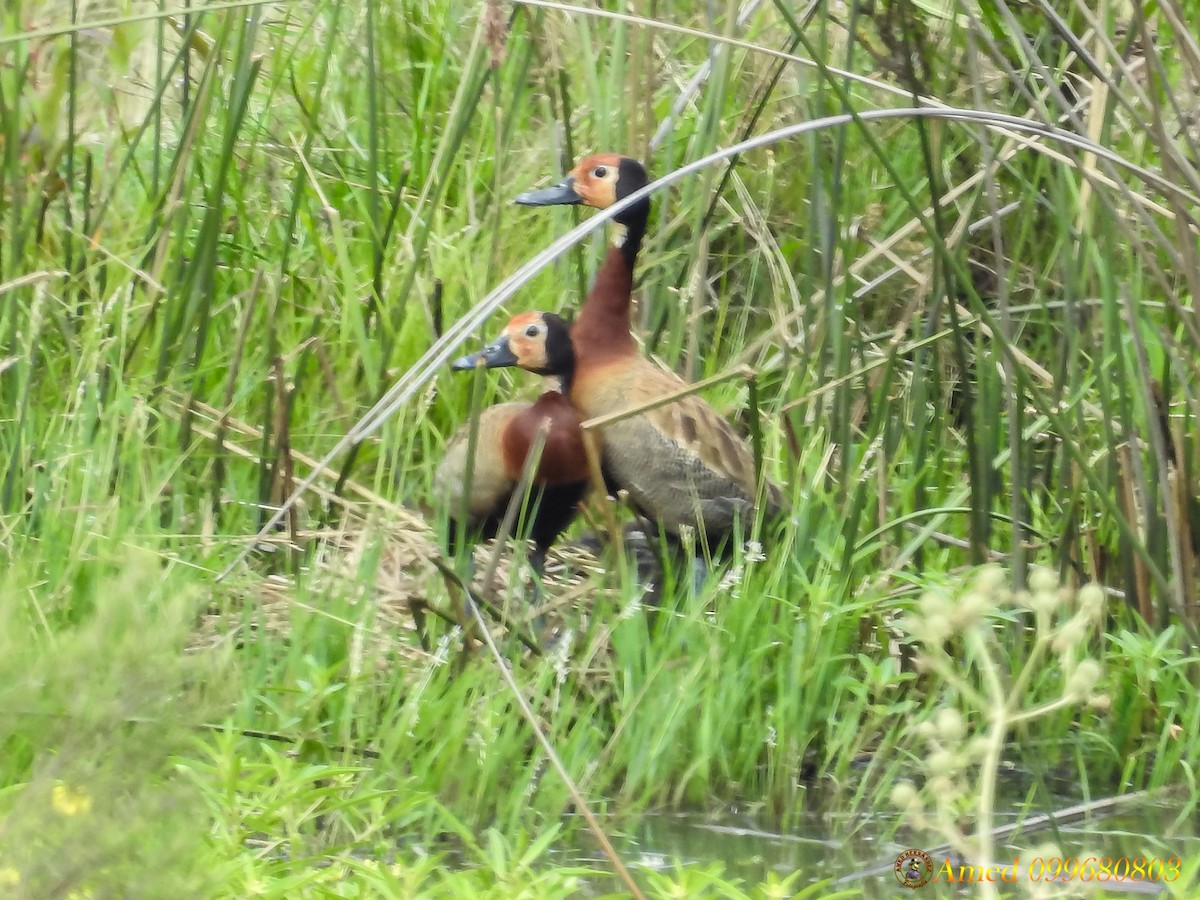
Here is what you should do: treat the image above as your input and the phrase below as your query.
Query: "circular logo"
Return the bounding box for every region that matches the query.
[894,849,934,889]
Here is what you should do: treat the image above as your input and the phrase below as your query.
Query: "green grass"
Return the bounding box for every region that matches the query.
[2,0,1200,896]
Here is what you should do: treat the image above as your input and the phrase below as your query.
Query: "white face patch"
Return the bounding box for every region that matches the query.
[609,222,628,247]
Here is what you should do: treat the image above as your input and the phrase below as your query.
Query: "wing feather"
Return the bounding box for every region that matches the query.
[574,360,783,536]
[632,367,761,498]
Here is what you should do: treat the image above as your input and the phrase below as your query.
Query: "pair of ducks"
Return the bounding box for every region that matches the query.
[436,153,782,596]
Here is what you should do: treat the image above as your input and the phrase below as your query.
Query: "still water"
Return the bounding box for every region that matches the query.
[568,793,1199,897]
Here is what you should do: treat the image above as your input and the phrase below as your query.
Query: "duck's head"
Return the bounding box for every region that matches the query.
[451,311,574,377]
[515,153,650,227]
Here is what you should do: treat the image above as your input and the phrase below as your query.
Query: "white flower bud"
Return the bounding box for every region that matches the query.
[927,749,956,774]
[891,782,919,809]
[922,617,952,647]
[1028,566,1059,594]
[1077,583,1104,619]
[936,709,965,743]
[1066,660,1102,699]
[972,565,1007,597]
[952,591,991,627]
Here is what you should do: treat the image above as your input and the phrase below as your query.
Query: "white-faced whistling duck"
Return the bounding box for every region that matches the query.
[515,155,783,549]
[435,312,589,587]
[516,153,648,356]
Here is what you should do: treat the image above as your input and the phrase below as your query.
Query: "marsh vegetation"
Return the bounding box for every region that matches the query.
[2,0,1199,896]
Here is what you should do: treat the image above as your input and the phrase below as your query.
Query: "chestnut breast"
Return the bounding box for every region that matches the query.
[500,390,590,486]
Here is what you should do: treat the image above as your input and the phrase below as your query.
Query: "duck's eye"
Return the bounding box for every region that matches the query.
[525,325,541,338]
[592,166,608,178]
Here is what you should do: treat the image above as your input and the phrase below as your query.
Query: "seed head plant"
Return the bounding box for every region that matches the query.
[892,566,1109,899]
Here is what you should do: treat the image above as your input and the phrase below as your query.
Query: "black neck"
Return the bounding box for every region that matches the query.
[617,215,646,270]
[613,158,650,271]
[541,313,576,389]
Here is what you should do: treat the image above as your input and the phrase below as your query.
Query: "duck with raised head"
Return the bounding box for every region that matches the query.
[515,155,782,548]
[515,154,648,355]
[435,312,588,585]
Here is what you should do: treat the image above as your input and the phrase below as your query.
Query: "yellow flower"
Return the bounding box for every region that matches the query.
[51,783,93,817]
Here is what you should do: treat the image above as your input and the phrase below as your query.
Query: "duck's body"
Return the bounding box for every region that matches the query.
[571,361,768,542]
[436,395,588,565]
[515,154,782,545]
[437,313,589,575]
